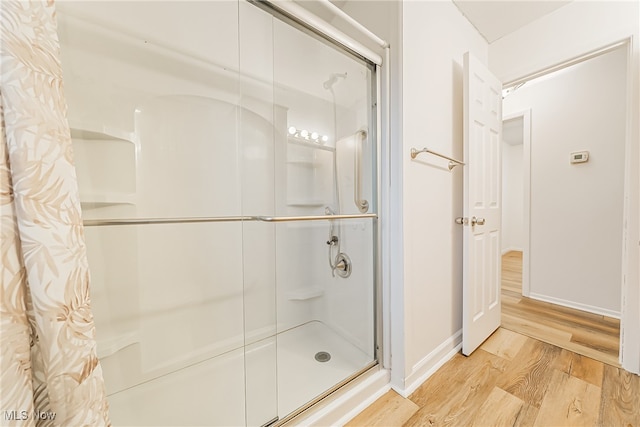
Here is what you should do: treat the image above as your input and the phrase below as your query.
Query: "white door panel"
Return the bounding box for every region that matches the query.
[462,52,503,356]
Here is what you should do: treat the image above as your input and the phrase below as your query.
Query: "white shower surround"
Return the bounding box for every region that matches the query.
[103,321,371,426]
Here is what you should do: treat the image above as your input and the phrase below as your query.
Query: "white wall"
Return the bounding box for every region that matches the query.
[399,1,488,393]
[501,139,524,253]
[340,0,490,393]
[490,0,640,373]
[504,48,627,316]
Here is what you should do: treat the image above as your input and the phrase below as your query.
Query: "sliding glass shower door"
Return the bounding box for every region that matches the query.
[270,11,377,419]
[240,3,378,422]
[58,1,377,425]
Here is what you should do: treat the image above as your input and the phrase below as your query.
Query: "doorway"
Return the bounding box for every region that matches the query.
[499,45,627,365]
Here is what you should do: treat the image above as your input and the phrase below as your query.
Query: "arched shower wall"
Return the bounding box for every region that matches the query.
[56,1,378,425]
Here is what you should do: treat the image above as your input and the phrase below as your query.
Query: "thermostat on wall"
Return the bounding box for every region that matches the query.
[570,151,589,164]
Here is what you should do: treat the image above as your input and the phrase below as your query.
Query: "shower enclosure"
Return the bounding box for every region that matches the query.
[56,1,378,425]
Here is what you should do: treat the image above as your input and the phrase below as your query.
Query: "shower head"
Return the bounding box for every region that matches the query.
[323,73,347,90]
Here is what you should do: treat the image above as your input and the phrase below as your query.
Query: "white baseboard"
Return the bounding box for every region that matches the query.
[529,292,621,319]
[393,330,462,398]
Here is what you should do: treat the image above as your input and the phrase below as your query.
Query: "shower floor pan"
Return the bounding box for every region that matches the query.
[106,321,372,426]
[277,321,373,418]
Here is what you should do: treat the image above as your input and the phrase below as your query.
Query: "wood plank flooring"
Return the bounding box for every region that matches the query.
[346,329,640,427]
[346,251,635,427]
[500,251,620,367]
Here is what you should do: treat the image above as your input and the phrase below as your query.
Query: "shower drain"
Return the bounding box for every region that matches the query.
[314,351,331,363]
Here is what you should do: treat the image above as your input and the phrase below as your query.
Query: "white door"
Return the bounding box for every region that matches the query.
[462,52,503,356]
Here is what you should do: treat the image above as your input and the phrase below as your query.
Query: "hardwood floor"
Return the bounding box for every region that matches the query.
[346,329,640,427]
[500,251,620,367]
[346,252,635,427]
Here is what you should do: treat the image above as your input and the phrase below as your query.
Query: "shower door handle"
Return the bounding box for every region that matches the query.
[354,130,369,213]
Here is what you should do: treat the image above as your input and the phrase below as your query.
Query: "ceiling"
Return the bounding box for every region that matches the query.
[310,1,572,45]
[452,1,573,43]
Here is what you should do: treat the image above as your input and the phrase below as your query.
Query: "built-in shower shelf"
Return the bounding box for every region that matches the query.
[80,192,136,208]
[97,330,140,359]
[287,137,335,152]
[70,122,135,144]
[286,287,324,301]
[286,160,322,168]
[286,200,325,207]
[71,121,137,210]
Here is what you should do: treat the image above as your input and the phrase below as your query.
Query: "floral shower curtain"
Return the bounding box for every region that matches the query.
[0,1,110,425]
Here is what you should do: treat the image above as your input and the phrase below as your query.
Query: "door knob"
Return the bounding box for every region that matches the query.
[455,217,485,226]
[470,216,485,226]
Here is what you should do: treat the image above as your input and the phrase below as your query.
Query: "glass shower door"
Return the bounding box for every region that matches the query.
[269,11,378,420]
[59,0,377,425]
[238,2,378,422]
[58,1,271,425]
[238,2,279,426]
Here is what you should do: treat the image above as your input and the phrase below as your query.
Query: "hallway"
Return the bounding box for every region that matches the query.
[501,251,620,367]
[344,252,631,426]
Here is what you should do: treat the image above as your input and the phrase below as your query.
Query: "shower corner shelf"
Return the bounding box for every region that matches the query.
[96,329,140,359]
[70,120,137,210]
[287,136,335,152]
[286,200,325,207]
[286,159,322,168]
[69,121,135,144]
[286,287,324,301]
[80,192,136,208]
[69,120,135,144]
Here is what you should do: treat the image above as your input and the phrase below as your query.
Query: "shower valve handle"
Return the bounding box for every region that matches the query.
[332,253,352,279]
